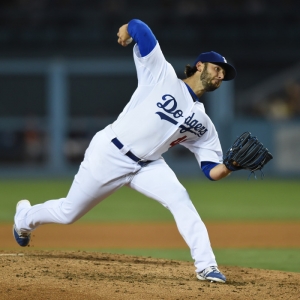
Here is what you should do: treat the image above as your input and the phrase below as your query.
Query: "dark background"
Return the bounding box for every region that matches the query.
[0,0,299,92]
[0,0,299,170]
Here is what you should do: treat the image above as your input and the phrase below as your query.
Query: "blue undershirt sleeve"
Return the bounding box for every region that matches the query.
[127,19,157,57]
[201,161,219,181]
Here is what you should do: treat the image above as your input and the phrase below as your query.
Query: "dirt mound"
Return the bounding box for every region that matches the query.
[0,250,299,300]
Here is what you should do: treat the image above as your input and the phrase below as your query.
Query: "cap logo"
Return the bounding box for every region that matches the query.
[222,56,227,63]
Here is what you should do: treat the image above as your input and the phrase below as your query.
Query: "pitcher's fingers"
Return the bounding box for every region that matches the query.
[117,38,127,46]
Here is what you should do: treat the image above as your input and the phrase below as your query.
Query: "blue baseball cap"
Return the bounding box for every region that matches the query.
[193,51,236,81]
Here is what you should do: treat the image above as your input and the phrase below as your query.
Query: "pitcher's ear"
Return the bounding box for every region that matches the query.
[196,61,203,72]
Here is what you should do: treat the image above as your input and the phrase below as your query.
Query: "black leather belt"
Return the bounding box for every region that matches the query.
[111,138,152,167]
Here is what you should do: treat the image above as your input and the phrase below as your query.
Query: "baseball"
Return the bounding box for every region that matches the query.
[126,37,133,45]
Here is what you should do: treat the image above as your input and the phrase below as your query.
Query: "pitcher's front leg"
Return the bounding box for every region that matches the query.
[128,159,217,272]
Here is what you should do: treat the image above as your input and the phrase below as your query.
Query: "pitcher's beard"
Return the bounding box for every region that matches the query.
[202,79,218,92]
[200,66,219,92]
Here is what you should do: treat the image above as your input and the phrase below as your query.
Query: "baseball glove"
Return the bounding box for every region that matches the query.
[223,132,273,174]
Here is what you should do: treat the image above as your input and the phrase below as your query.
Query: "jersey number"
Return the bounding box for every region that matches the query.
[170,136,187,148]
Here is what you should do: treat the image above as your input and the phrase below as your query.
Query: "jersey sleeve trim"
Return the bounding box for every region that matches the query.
[201,161,219,181]
[128,19,157,57]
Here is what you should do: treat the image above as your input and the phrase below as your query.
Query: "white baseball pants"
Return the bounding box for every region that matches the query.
[16,126,217,272]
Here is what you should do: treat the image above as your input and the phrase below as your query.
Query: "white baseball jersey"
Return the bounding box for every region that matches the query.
[111,42,223,164]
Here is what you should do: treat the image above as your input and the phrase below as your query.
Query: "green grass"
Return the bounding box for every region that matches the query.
[0,179,299,222]
[71,248,300,273]
[214,248,300,273]
[2,179,300,273]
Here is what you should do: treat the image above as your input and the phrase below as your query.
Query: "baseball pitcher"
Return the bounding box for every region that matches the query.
[13,19,272,283]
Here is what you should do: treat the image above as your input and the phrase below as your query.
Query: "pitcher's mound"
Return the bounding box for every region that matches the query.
[0,250,299,300]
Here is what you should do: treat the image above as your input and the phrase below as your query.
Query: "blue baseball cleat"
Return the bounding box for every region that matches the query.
[196,266,226,283]
[13,200,32,247]
[13,224,31,247]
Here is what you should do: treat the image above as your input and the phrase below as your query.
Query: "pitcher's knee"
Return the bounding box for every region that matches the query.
[60,213,81,225]
[62,218,76,225]
[163,188,192,209]
[171,188,190,203]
